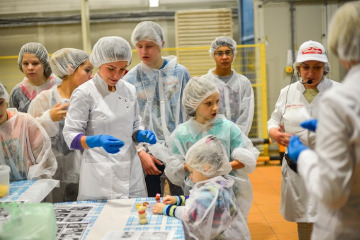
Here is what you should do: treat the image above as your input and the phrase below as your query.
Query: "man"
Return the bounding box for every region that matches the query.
[203,36,254,135]
[123,21,191,197]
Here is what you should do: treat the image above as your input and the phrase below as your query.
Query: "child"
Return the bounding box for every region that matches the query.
[203,36,254,136]
[27,48,94,202]
[164,76,259,221]
[153,135,250,240]
[9,42,60,113]
[0,82,57,181]
[123,21,191,197]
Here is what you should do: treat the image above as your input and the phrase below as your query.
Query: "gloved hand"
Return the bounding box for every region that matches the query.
[86,135,124,154]
[287,136,309,162]
[300,119,318,132]
[135,130,157,144]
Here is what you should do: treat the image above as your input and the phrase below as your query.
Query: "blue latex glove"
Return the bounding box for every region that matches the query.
[135,130,157,144]
[287,136,309,162]
[300,119,318,132]
[86,135,124,154]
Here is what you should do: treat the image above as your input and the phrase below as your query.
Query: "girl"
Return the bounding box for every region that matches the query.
[9,42,60,113]
[27,48,94,202]
[153,135,250,240]
[0,82,57,181]
[164,76,259,221]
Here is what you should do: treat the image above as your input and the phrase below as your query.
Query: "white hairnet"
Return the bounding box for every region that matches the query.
[50,48,90,79]
[131,21,164,49]
[293,40,330,75]
[182,76,219,117]
[18,42,52,78]
[0,82,9,102]
[185,135,232,178]
[90,36,132,68]
[328,1,360,62]
[209,36,237,60]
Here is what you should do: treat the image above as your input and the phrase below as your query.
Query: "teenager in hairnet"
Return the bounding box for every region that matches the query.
[288,2,360,239]
[165,76,259,221]
[63,37,157,200]
[0,82,57,181]
[123,21,191,197]
[267,40,340,239]
[9,42,61,113]
[202,36,254,135]
[153,135,250,240]
[27,48,93,202]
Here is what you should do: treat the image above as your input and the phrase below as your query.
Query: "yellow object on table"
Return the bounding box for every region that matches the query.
[0,184,9,197]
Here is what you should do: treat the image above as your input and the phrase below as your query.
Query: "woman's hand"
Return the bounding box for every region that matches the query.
[269,124,292,146]
[163,195,177,205]
[50,102,69,122]
[152,203,166,214]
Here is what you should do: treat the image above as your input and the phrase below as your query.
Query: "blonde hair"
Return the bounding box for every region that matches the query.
[328,1,360,62]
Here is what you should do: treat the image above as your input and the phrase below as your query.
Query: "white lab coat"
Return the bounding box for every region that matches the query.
[28,87,81,202]
[63,73,146,200]
[203,69,254,136]
[298,64,360,239]
[267,77,340,222]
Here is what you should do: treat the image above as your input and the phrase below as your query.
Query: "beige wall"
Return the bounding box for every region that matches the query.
[0,1,238,94]
[253,1,347,116]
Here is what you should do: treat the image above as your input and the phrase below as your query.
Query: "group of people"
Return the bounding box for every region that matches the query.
[0,1,359,239]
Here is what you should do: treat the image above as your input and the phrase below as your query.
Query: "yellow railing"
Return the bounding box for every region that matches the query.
[0,43,270,159]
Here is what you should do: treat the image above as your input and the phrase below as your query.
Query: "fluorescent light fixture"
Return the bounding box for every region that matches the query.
[149,0,159,7]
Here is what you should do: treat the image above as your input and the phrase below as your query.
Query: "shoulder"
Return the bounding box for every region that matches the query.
[123,66,140,83]
[9,83,21,95]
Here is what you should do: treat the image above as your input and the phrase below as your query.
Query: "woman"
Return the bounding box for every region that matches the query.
[28,48,94,202]
[63,36,157,201]
[267,40,340,239]
[9,42,60,113]
[288,2,360,239]
[0,82,57,181]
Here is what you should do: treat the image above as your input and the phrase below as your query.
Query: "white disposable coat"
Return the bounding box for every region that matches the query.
[267,77,340,222]
[0,108,57,181]
[9,74,57,113]
[123,56,190,160]
[174,176,250,240]
[63,73,146,200]
[165,115,259,220]
[298,64,360,239]
[28,87,81,202]
[203,69,254,135]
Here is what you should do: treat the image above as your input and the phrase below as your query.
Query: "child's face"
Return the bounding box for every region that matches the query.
[21,53,46,84]
[214,46,234,71]
[135,40,162,68]
[0,98,8,126]
[195,92,219,124]
[188,165,209,184]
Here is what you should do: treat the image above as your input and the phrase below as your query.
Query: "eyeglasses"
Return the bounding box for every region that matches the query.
[214,50,233,57]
